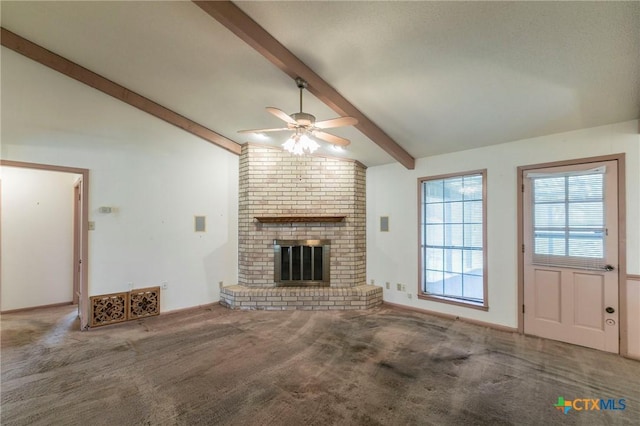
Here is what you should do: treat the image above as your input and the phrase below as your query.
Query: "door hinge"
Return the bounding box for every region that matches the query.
[522,244,525,253]
[522,184,524,192]
[522,304,525,314]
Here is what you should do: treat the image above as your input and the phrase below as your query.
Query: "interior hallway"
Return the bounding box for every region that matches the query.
[1,304,639,425]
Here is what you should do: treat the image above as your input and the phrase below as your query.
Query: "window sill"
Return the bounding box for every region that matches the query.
[418,293,488,311]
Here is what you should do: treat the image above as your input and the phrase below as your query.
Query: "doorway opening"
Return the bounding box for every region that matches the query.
[0,160,89,330]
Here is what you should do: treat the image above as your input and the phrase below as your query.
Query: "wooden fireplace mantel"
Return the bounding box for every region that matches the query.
[254,216,346,224]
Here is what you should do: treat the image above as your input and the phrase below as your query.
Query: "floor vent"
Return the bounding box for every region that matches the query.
[90,292,128,327]
[90,286,160,327]
[129,287,160,319]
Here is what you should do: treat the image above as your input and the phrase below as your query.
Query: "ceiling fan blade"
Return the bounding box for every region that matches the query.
[314,116,358,129]
[266,107,297,125]
[314,131,350,147]
[238,127,290,134]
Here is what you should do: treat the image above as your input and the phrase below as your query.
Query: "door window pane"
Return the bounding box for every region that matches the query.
[534,177,565,202]
[568,202,603,227]
[568,174,602,201]
[534,203,566,227]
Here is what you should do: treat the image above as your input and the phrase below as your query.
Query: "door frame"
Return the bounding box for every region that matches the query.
[517,154,627,355]
[73,177,82,306]
[0,160,90,330]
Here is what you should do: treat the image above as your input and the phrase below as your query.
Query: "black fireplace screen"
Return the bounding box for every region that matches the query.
[274,240,330,286]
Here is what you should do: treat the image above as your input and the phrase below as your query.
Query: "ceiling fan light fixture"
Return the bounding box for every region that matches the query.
[240,77,356,155]
[282,131,319,155]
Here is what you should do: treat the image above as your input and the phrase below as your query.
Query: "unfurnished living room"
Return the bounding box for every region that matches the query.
[1,1,639,425]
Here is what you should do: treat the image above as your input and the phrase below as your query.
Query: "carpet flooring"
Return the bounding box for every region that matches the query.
[1,304,639,425]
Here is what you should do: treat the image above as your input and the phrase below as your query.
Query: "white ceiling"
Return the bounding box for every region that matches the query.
[2,1,638,167]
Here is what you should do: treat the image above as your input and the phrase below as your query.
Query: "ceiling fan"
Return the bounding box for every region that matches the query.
[238,77,358,154]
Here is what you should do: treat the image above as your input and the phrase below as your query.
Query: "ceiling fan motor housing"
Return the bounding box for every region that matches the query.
[291,112,316,126]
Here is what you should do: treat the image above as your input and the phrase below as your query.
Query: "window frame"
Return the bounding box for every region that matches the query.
[417,169,488,310]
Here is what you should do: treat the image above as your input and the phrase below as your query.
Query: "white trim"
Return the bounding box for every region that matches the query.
[525,165,605,178]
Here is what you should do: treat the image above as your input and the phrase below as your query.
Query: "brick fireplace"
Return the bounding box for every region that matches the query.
[220,143,382,310]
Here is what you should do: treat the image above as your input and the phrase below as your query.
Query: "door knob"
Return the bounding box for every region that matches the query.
[604,265,615,271]
[605,307,615,314]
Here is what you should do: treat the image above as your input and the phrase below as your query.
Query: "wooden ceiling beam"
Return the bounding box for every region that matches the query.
[193,0,415,169]
[1,28,242,156]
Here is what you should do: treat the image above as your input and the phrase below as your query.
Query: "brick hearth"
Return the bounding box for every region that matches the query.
[220,285,382,310]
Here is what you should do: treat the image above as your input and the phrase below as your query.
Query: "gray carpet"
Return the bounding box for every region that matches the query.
[1,304,639,425]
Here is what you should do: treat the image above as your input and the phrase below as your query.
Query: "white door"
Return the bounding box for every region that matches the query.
[523,160,619,353]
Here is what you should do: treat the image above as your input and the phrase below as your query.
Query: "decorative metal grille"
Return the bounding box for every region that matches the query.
[90,292,128,327]
[129,287,160,319]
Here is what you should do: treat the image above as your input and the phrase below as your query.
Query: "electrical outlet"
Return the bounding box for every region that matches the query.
[161,281,168,290]
[396,283,402,291]
[407,293,413,299]
[385,282,390,290]
[127,282,133,290]
[401,284,407,292]
[219,281,224,289]
[370,279,375,285]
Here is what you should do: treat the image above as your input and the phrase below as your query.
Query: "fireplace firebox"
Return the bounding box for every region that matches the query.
[274,240,330,286]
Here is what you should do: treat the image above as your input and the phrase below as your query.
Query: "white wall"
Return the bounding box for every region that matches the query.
[367,120,639,329]
[1,48,239,313]
[1,167,79,310]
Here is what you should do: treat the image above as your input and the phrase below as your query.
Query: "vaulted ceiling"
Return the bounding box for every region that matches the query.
[2,1,639,168]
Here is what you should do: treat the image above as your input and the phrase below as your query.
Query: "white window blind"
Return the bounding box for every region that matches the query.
[527,169,606,270]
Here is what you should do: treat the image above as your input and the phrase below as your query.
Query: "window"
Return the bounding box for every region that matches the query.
[419,170,487,308]
[528,167,606,270]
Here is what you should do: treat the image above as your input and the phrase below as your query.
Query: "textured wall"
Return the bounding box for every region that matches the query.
[2,50,239,313]
[238,144,366,288]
